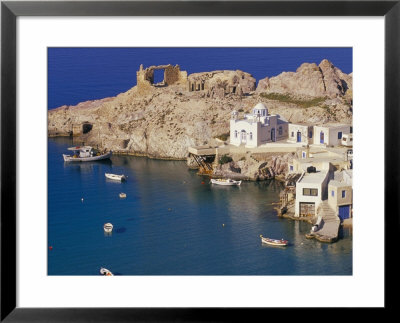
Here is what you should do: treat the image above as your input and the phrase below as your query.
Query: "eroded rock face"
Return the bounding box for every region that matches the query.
[256,59,352,99]
[213,153,293,180]
[188,70,256,98]
[48,61,352,160]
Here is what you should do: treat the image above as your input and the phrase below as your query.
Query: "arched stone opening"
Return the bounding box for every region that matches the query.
[82,123,93,134]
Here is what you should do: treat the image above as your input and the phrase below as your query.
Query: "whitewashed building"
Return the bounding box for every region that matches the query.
[341,133,353,147]
[230,102,289,148]
[328,169,353,221]
[313,124,352,146]
[295,163,331,217]
[288,123,314,144]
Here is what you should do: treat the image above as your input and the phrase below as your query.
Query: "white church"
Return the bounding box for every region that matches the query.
[230,102,289,148]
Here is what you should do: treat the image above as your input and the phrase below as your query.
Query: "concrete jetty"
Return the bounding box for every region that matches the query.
[306,201,340,242]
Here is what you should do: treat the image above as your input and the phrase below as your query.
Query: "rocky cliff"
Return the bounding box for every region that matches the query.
[48,61,352,160]
[213,152,293,181]
[256,59,352,102]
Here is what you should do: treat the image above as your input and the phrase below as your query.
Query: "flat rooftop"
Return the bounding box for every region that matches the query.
[298,170,328,184]
[314,123,351,128]
[329,180,350,188]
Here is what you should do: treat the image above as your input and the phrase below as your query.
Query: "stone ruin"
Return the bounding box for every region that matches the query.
[135,64,256,99]
[187,70,256,99]
[136,64,188,93]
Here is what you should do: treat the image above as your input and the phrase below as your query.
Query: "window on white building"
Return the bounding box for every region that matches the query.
[303,188,318,196]
[338,132,342,139]
[342,190,346,198]
[291,132,294,137]
[249,132,253,140]
[278,126,282,135]
[234,130,238,138]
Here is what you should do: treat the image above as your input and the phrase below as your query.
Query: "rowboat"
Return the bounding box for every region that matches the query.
[260,235,289,246]
[103,223,113,233]
[100,267,113,276]
[105,173,126,181]
[210,178,242,186]
[119,193,127,198]
[63,146,112,162]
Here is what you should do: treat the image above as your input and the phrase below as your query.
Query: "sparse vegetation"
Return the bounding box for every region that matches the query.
[216,132,230,141]
[260,92,327,108]
[219,154,233,165]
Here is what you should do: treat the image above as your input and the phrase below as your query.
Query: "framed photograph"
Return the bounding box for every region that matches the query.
[1,0,398,321]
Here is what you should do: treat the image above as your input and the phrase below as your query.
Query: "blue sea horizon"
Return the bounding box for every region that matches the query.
[48,47,352,109]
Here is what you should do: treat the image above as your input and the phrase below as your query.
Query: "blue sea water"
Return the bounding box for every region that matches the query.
[48,137,352,275]
[48,47,352,109]
[48,48,352,275]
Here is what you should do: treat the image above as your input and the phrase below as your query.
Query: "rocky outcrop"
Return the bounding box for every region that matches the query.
[48,61,352,160]
[213,153,293,180]
[256,59,352,99]
[188,70,256,98]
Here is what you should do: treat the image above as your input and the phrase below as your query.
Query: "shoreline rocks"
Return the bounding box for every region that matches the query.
[48,61,352,162]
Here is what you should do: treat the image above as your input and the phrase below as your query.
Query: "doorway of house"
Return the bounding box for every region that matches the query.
[240,130,247,144]
[271,128,276,142]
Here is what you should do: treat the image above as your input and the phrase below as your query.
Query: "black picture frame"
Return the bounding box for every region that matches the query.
[1,1,398,321]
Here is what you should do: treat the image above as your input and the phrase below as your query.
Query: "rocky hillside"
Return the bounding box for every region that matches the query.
[256,59,352,102]
[48,61,352,160]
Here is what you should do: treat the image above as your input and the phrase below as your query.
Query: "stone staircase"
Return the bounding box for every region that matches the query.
[308,201,340,242]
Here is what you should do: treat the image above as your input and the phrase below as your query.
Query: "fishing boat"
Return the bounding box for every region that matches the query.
[260,235,289,246]
[105,173,126,181]
[100,267,113,276]
[103,223,113,233]
[63,146,112,162]
[210,178,242,186]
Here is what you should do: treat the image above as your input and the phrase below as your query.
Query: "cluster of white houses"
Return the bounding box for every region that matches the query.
[230,102,353,148]
[229,102,353,222]
[294,162,353,221]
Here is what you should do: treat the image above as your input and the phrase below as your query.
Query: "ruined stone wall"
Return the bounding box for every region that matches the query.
[136,64,188,94]
[164,65,187,85]
[188,70,256,99]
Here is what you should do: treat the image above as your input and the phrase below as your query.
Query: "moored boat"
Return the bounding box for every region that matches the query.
[105,173,126,181]
[260,235,289,246]
[103,223,113,233]
[100,267,113,276]
[119,192,127,198]
[210,178,242,186]
[63,146,112,162]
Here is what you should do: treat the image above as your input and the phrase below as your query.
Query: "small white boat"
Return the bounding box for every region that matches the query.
[119,193,126,198]
[105,173,126,181]
[210,178,242,186]
[103,223,113,233]
[100,267,113,276]
[63,146,112,162]
[260,235,289,246]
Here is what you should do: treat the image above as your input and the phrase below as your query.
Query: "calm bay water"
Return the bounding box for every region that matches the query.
[48,48,352,275]
[48,137,352,275]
